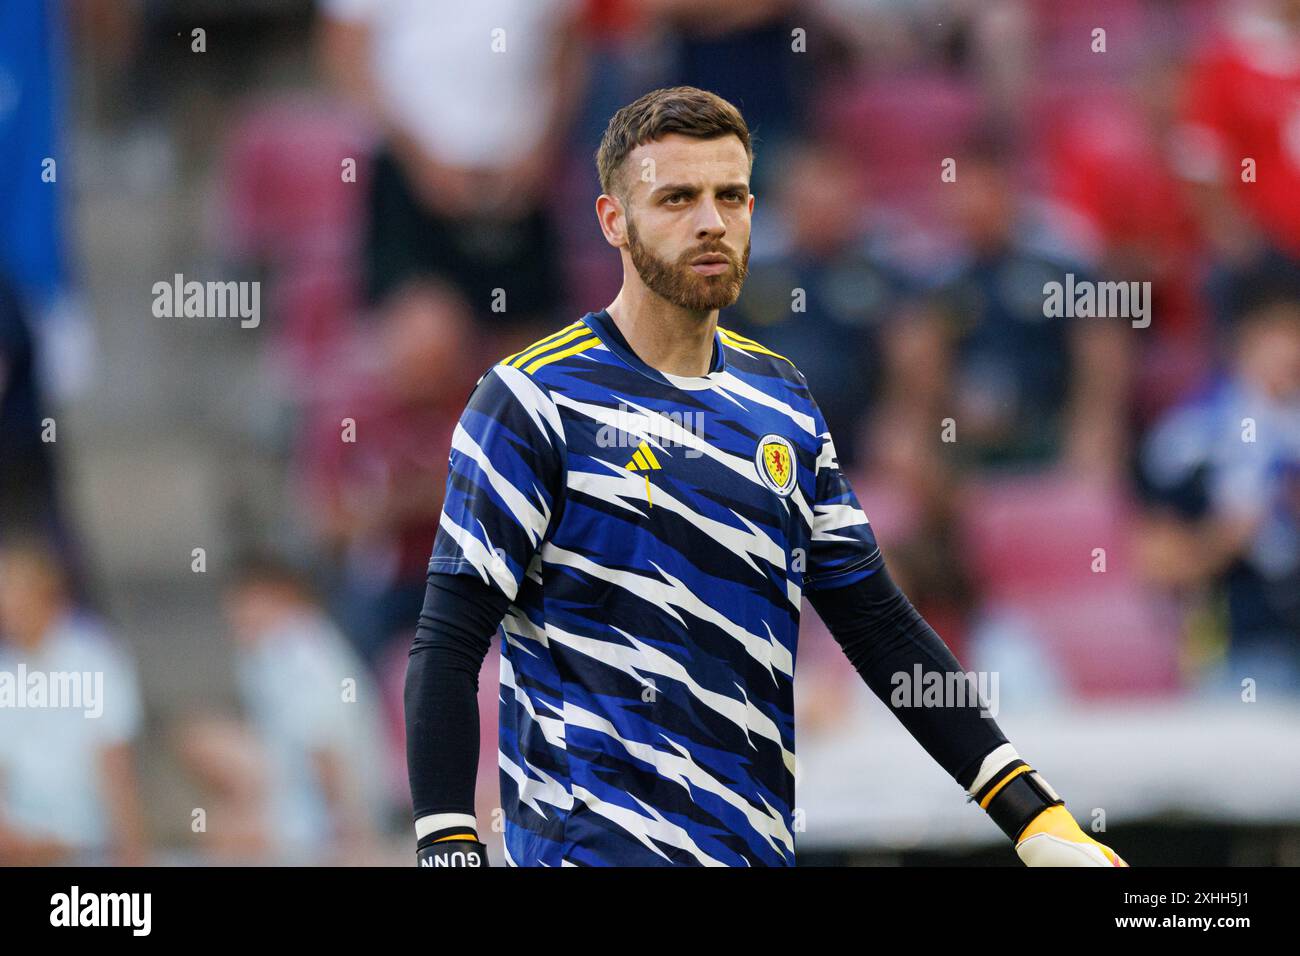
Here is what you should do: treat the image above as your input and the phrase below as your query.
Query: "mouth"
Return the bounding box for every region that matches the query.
[689,253,731,276]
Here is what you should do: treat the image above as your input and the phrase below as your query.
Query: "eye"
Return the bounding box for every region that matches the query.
[663,193,688,205]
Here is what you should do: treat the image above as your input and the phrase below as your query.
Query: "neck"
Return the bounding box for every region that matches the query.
[605,287,718,378]
[13,607,62,652]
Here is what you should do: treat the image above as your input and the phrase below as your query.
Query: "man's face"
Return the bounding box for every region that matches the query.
[378,281,472,403]
[0,553,63,650]
[1239,310,1300,400]
[617,133,754,313]
[952,161,1014,251]
[223,583,294,647]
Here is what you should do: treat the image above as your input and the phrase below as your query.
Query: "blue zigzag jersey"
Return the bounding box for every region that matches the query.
[429,308,882,866]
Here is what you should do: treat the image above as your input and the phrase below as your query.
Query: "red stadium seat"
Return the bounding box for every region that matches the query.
[1008,587,1181,697]
[959,471,1135,599]
[817,73,983,210]
[959,471,1180,697]
[268,264,363,404]
[218,95,375,271]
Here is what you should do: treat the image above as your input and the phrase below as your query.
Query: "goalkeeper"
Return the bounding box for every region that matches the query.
[405,86,1127,869]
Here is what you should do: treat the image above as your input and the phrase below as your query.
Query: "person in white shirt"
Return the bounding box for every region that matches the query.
[0,540,147,864]
[318,0,589,340]
[179,555,389,863]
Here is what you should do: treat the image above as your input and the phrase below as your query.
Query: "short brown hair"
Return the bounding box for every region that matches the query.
[595,86,753,198]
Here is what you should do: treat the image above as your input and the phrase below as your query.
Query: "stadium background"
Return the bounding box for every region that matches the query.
[1,0,1299,865]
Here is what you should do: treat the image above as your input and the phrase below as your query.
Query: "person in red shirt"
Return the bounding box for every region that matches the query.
[1048,61,1212,419]
[1177,0,1300,303]
[301,280,482,670]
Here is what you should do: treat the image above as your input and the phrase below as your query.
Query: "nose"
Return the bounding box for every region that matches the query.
[693,199,727,241]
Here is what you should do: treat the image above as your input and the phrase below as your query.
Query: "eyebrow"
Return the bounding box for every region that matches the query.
[649,181,751,199]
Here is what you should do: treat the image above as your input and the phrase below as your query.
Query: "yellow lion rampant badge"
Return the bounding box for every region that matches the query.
[754,434,796,497]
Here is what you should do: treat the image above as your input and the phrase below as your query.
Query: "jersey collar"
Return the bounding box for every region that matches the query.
[583,309,726,392]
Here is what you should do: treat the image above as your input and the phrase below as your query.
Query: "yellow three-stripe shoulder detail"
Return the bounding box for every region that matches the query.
[502,321,585,368]
[500,321,605,374]
[717,327,794,366]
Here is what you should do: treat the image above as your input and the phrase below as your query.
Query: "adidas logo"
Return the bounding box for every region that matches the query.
[624,440,662,473]
[624,441,661,508]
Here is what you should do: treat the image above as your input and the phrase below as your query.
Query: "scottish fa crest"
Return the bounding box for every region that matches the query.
[755,434,796,497]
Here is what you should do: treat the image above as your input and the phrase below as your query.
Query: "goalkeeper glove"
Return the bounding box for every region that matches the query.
[1015,804,1126,866]
[974,755,1127,867]
[415,817,488,867]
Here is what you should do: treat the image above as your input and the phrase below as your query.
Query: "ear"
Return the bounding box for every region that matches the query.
[595,193,627,248]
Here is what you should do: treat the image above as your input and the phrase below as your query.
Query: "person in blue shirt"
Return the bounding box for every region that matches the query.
[1138,298,1300,694]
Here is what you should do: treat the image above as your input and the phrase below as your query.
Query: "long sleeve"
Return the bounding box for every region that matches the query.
[404,571,511,822]
[807,562,1008,790]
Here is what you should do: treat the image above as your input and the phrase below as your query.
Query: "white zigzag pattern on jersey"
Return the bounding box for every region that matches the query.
[436,512,519,599]
[574,462,793,596]
[812,502,871,541]
[569,463,658,518]
[815,430,840,471]
[562,701,795,858]
[542,543,794,680]
[570,784,726,866]
[501,606,547,656]
[499,653,566,752]
[810,429,871,539]
[710,370,819,437]
[542,620,792,764]
[786,483,816,528]
[498,751,569,821]
[551,392,771,491]
[450,423,550,545]
[492,363,565,449]
[555,391,821,557]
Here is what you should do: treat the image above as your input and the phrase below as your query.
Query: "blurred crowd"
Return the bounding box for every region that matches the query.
[1,0,1299,863]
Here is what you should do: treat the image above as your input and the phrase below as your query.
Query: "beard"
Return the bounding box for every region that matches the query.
[626,219,750,313]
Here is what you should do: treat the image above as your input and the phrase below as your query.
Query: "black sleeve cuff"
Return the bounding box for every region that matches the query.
[977,764,1065,841]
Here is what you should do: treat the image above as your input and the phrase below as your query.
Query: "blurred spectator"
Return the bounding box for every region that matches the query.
[178,555,388,863]
[1177,0,1300,324]
[318,0,588,349]
[1137,298,1300,692]
[901,143,1132,477]
[1047,56,1213,421]
[641,0,806,192]
[726,139,921,467]
[300,279,480,670]
[850,299,977,665]
[0,540,146,865]
[0,274,67,551]
[0,0,68,304]
[1,0,94,407]
[855,403,975,664]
